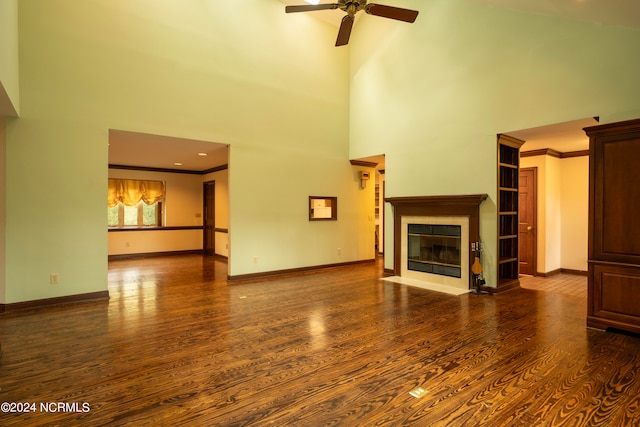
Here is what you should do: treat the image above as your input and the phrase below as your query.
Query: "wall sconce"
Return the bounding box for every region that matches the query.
[360,171,370,189]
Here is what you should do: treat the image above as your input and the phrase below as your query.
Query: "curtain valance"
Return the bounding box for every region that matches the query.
[108,179,165,207]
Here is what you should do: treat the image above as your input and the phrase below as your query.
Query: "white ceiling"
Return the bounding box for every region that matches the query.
[109,130,228,172]
[279,0,345,26]
[506,117,599,152]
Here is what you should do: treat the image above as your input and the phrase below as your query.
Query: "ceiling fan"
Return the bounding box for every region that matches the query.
[285,1,419,46]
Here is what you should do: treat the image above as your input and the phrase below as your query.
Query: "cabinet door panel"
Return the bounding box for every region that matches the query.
[601,137,640,258]
[590,263,640,331]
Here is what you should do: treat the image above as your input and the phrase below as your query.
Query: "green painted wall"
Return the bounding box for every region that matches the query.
[6,0,640,302]
[349,0,640,286]
[0,0,19,116]
[5,0,361,303]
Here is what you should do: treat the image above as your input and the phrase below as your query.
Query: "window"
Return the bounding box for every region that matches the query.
[108,200,163,227]
[108,178,165,228]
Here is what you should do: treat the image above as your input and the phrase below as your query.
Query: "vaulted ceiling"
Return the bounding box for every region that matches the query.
[279,0,640,30]
[466,0,640,30]
[111,1,639,171]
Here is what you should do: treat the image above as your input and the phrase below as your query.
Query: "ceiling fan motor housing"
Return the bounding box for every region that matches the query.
[340,0,367,16]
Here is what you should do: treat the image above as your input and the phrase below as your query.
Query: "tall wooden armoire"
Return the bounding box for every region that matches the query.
[585,118,640,333]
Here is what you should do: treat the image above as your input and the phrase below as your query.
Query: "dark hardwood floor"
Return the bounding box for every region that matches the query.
[1,255,639,426]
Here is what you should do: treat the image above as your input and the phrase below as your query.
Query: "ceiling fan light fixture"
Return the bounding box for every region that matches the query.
[305,0,321,4]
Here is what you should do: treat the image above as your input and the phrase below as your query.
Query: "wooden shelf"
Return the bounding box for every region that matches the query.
[499,162,518,169]
[497,134,525,289]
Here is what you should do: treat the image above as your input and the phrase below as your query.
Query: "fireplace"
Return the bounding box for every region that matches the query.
[407,223,462,278]
[386,195,487,292]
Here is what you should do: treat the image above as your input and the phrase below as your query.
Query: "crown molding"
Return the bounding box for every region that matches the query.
[520,149,589,158]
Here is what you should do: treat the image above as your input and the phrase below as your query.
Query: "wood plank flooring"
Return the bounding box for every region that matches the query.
[1,256,639,426]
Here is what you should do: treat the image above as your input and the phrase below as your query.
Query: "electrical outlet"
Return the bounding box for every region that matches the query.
[338,248,342,255]
[125,241,130,247]
[253,256,258,264]
[50,273,60,284]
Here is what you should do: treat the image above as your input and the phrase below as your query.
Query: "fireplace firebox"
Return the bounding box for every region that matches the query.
[407,224,461,278]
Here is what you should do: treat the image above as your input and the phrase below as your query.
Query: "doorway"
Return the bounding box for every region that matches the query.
[203,180,216,257]
[107,130,229,260]
[506,116,594,276]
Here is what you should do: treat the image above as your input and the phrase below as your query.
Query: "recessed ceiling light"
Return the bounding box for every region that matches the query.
[305,0,320,4]
[197,152,207,156]
[174,162,183,166]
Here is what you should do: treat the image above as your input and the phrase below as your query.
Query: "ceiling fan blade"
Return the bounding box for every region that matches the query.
[365,4,419,23]
[285,4,340,13]
[335,15,354,46]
